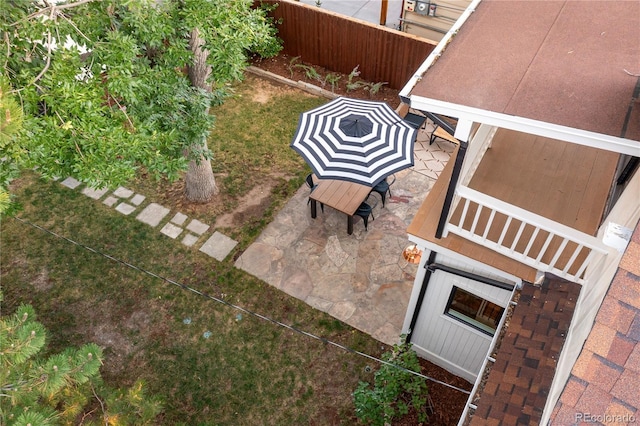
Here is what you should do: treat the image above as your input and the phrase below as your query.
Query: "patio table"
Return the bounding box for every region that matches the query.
[309,179,372,235]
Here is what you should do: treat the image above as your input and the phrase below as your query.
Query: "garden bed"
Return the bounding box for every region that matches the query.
[250,53,402,106]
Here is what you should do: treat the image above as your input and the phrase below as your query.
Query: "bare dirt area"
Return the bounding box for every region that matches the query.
[137,171,281,231]
[247,76,305,104]
[214,184,274,228]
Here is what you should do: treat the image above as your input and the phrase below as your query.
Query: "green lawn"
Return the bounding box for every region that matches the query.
[0,74,385,424]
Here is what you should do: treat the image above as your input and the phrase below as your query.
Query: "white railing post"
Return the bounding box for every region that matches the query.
[445,186,610,283]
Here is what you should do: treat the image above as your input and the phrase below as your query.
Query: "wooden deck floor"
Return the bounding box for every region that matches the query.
[470,129,619,233]
[408,128,620,282]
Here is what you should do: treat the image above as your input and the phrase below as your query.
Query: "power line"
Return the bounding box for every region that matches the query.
[10,216,471,395]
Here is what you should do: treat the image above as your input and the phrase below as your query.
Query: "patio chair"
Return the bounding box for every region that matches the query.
[354,198,378,231]
[370,175,396,207]
[306,173,323,213]
[403,111,427,130]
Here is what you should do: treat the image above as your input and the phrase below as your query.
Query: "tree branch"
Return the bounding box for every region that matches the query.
[59,11,92,43]
[16,0,97,24]
[111,96,136,132]
[55,0,96,11]
[90,381,108,426]
[31,31,53,85]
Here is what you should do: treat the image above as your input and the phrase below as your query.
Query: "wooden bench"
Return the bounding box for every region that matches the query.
[430,125,458,145]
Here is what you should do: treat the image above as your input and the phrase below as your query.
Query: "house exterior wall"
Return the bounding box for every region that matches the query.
[403,250,517,382]
[401,1,639,422]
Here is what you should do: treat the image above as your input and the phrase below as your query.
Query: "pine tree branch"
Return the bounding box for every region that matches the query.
[90,381,108,426]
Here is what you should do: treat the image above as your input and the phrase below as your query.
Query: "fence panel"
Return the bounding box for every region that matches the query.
[257,0,436,90]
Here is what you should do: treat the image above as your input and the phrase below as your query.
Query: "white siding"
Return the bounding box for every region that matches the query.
[409,256,513,382]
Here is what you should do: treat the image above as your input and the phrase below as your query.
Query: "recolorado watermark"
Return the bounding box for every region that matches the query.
[576,412,636,423]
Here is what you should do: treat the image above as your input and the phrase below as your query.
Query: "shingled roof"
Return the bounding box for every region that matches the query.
[469,277,581,425]
[551,221,640,424]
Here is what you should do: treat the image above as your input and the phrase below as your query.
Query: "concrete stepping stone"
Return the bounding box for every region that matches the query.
[131,194,146,205]
[113,187,134,198]
[115,202,137,215]
[186,219,209,235]
[182,233,200,247]
[136,203,170,227]
[103,196,118,207]
[200,232,238,261]
[82,187,108,200]
[61,177,82,189]
[171,212,188,226]
[161,222,183,239]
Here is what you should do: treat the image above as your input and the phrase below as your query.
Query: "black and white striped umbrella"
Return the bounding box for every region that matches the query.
[290,97,417,187]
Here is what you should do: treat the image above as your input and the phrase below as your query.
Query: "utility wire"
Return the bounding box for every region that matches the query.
[10,216,471,395]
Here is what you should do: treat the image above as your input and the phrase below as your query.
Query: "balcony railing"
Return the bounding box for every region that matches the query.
[444,186,610,284]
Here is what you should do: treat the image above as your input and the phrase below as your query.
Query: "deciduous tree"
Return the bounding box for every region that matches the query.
[0,0,281,206]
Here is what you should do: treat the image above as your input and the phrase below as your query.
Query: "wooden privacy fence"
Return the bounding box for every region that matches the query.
[256,0,436,90]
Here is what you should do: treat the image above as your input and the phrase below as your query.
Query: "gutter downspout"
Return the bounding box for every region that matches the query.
[406,250,438,343]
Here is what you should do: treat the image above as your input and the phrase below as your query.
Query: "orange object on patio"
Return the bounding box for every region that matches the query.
[402,244,422,264]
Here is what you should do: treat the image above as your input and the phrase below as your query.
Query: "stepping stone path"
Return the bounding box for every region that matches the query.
[59,177,238,261]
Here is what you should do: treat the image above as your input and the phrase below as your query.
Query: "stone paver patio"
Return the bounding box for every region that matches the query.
[235,126,454,345]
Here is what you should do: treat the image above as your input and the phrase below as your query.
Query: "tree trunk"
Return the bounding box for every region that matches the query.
[185,27,218,203]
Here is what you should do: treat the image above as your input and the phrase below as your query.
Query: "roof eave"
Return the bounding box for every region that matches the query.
[409,94,640,157]
[399,0,483,103]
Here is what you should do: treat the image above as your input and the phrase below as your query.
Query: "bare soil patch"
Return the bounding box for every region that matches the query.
[214,184,274,228]
[248,75,304,103]
[138,172,280,230]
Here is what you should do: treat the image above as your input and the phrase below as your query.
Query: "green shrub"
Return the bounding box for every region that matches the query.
[353,336,429,425]
[367,81,388,96]
[325,73,341,92]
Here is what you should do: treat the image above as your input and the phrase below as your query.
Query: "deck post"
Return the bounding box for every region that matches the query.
[436,141,467,238]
